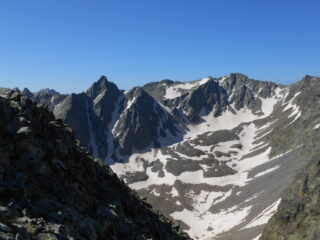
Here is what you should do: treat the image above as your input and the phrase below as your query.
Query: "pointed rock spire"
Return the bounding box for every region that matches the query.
[22,88,34,98]
[86,75,120,99]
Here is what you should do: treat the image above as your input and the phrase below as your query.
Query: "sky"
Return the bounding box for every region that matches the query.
[0,0,319,93]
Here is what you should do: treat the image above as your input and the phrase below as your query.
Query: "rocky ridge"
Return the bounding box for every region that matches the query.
[259,75,320,240]
[21,73,281,162]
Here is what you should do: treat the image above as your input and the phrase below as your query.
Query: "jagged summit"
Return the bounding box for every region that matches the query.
[126,86,149,97]
[37,88,60,95]
[297,74,320,85]
[86,75,120,99]
[227,72,248,79]
[302,74,315,80]
[160,79,175,84]
[21,87,33,98]
[17,73,281,159]
[113,86,182,156]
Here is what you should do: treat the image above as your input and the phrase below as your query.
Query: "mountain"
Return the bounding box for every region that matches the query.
[7,73,320,240]
[259,75,320,240]
[113,74,310,240]
[21,88,68,110]
[0,90,189,240]
[51,76,182,160]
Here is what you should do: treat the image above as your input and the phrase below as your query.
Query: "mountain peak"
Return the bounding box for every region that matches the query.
[227,72,249,80]
[93,75,109,90]
[160,79,175,84]
[86,75,120,99]
[98,75,108,83]
[37,88,60,96]
[125,87,155,105]
[21,88,34,98]
[302,74,315,81]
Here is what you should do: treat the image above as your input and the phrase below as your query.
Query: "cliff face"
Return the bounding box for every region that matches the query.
[0,91,190,240]
[260,145,320,240]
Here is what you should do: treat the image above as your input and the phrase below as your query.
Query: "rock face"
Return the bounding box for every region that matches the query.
[0,91,190,240]
[53,76,122,158]
[113,87,181,156]
[260,154,320,240]
[0,87,12,97]
[143,73,278,123]
[48,76,182,160]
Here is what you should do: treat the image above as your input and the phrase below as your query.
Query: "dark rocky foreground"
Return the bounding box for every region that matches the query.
[0,92,190,240]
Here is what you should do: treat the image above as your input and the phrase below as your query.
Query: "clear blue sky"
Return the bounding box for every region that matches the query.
[0,0,319,93]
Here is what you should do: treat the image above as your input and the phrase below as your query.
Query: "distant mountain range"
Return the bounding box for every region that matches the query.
[1,73,320,240]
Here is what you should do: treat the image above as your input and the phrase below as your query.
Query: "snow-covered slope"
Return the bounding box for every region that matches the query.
[111,80,311,239]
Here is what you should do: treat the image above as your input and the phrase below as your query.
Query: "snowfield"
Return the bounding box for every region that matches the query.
[164,77,212,99]
[109,80,305,240]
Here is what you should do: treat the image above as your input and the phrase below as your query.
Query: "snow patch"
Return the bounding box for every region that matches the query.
[252,234,262,240]
[313,123,320,130]
[282,92,302,125]
[124,97,136,112]
[254,165,280,178]
[243,199,281,229]
[93,90,105,105]
[171,205,252,239]
[260,87,283,116]
[170,187,179,197]
[164,77,212,99]
[186,105,258,138]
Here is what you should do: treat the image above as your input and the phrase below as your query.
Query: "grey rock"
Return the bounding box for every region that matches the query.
[165,159,202,176]
[124,171,149,184]
[97,206,118,219]
[51,158,67,170]
[16,217,31,224]
[0,207,11,217]
[0,223,12,233]
[15,233,24,240]
[16,127,31,135]
[113,87,181,155]
[0,232,15,240]
[37,233,58,240]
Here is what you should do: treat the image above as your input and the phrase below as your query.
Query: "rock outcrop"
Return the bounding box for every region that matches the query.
[260,151,320,240]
